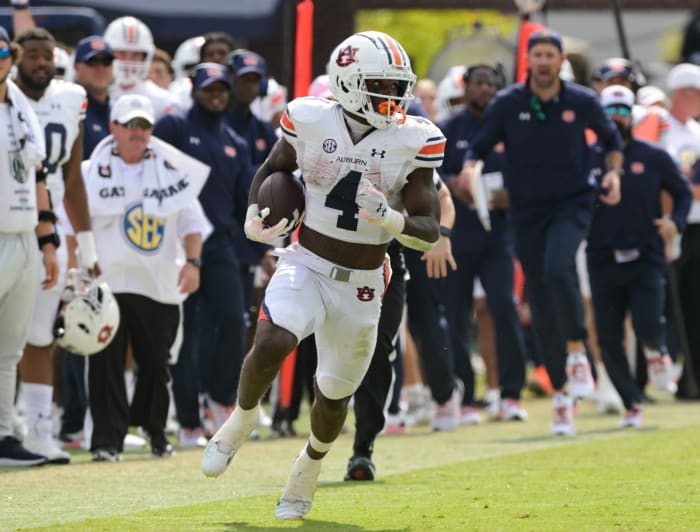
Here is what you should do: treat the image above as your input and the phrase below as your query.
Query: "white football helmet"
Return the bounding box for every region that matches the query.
[435,65,467,122]
[172,36,205,80]
[53,270,120,356]
[328,31,416,129]
[53,47,73,82]
[250,77,287,123]
[104,16,155,87]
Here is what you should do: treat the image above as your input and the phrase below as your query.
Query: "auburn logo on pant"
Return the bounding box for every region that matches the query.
[356,286,375,302]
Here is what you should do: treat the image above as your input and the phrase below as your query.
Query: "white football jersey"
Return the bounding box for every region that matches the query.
[110,79,177,119]
[280,97,445,245]
[0,103,38,232]
[28,79,87,207]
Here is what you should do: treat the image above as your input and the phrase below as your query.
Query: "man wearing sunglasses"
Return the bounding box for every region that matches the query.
[73,36,114,158]
[82,94,211,461]
[587,85,691,428]
[460,28,624,436]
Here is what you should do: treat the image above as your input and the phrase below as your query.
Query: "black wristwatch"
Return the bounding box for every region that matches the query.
[439,225,452,238]
[38,232,60,250]
[186,257,202,268]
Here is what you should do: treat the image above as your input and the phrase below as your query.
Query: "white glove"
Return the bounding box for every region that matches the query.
[244,203,296,244]
[356,184,405,236]
[76,231,98,271]
[10,0,30,8]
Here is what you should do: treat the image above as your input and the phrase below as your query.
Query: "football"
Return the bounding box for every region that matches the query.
[256,170,305,229]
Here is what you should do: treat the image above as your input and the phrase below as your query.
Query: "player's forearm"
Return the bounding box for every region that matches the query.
[401,214,440,245]
[62,181,92,232]
[438,185,455,229]
[11,0,36,35]
[183,232,202,260]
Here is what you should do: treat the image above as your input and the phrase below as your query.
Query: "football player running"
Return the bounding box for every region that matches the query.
[13,26,98,464]
[201,31,445,520]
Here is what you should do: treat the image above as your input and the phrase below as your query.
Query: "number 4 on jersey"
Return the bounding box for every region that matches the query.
[324,170,362,231]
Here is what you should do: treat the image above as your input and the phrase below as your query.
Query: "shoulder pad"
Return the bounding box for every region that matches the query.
[286,96,337,125]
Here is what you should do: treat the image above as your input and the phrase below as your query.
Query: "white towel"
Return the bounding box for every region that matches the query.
[83,134,211,217]
[7,79,45,171]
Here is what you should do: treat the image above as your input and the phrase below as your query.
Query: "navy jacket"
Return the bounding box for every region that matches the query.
[83,92,110,158]
[224,108,279,264]
[439,109,510,253]
[465,80,622,222]
[587,137,691,268]
[153,105,253,234]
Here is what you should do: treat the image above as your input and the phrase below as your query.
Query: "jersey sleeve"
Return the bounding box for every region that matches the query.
[63,81,88,123]
[280,97,336,149]
[410,118,446,169]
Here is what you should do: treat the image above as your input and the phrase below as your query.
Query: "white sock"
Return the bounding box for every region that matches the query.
[18,382,53,438]
[282,449,322,501]
[213,402,258,453]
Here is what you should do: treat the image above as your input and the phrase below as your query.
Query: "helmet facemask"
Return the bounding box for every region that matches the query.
[354,72,415,129]
[330,31,416,129]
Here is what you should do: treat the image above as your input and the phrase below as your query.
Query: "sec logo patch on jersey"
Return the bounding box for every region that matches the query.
[122,202,165,253]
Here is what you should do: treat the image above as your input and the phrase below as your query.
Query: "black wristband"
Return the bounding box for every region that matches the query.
[186,257,202,268]
[38,233,60,250]
[439,225,452,238]
[38,209,57,224]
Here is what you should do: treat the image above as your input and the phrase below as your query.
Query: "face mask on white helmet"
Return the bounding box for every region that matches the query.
[104,16,155,87]
[53,269,120,356]
[435,65,467,122]
[172,35,205,80]
[328,31,416,129]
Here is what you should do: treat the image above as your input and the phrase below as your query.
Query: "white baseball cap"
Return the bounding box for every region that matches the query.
[637,86,668,108]
[601,84,635,108]
[667,63,700,92]
[110,94,155,125]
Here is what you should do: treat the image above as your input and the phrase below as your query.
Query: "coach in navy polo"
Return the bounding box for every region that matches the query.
[587,85,690,426]
[462,29,623,435]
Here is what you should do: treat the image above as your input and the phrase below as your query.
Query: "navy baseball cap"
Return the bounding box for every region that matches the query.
[191,63,231,89]
[0,25,9,43]
[227,49,266,77]
[527,29,563,53]
[74,36,114,63]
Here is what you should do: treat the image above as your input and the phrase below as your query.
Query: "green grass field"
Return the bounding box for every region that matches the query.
[3,395,699,531]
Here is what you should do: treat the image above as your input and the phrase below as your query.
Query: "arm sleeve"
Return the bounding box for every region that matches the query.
[279,105,298,150]
[177,199,212,242]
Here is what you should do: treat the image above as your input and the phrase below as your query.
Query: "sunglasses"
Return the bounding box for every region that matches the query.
[605,105,632,117]
[85,56,113,67]
[529,95,546,121]
[0,47,11,60]
[118,118,153,130]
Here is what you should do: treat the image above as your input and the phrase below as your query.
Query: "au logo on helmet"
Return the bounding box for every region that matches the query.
[336,45,358,67]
